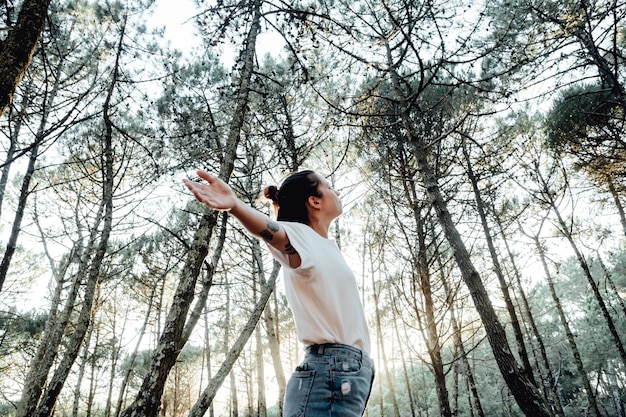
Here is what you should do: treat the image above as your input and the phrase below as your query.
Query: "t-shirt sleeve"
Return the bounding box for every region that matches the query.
[266,222,314,272]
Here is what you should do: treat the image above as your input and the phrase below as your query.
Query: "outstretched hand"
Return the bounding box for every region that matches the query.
[183,170,238,211]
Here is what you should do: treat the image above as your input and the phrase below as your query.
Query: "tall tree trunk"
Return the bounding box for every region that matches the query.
[405,136,552,417]
[391,301,417,417]
[86,324,100,417]
[28,13,120,413]
[113,284,158,417]
[120,1,262,415]
[0,0,51,116]
[436,245,485,417]
[532,226,602,417]
[495,212,565,417]
[263,261,286,415]
[203,309,215,417]
[371,268,401,417]
[71,315,96,417]
[415,211,451,417]
[252,242,267,417]
[188,265,279,417]
[536,164,626,371]
[462,139,536,385]
[105,299,124,417]
[225,273,238,417]
[255,318,267,417]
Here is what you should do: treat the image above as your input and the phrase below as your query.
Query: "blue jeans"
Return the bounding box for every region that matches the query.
[283,343,375,417]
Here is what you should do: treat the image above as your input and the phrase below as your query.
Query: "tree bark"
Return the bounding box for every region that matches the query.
[462,139,536,386]
[0,0,51,116]
[496,212,565,417]
[263,262,287,415]
[28,14,119,413]
[188,264,279,417]
[415,211,451,417]
[532,227,602,417]
[119,1,262,415]
[536,163,626,371]
[407,133,552,417]
[437,246,485,417]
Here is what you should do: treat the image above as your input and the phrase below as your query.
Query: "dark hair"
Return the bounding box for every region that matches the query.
[263,170,321,225]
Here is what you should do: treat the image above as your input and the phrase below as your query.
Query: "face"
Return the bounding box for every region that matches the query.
[313,174,343,218]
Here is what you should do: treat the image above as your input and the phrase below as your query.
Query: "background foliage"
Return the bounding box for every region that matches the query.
[0,0,625,416]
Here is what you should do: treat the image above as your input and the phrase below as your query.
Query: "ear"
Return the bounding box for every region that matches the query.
[308,195,321,209]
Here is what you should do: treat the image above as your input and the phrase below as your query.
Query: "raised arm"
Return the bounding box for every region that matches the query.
[183,170,298,259]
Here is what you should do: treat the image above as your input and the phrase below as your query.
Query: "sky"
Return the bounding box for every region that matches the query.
[151,0,285,66]
[151,0,199,54]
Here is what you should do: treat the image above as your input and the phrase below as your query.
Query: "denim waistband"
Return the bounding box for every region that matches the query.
[305,343,373,368]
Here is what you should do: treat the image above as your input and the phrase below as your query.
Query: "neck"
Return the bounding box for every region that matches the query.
[308,219,331,238]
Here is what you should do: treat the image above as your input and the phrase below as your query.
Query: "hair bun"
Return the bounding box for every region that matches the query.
[263,185,280,203]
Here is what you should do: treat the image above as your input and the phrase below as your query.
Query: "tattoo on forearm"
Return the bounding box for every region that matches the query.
[284,241,297,255]
[260,220,280,242]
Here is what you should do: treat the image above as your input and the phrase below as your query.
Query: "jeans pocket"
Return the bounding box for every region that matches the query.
[284,367,316,417]
[332,356,362,375]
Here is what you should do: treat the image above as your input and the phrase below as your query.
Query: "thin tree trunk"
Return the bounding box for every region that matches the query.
[188,266,279,416]
[72,316,96,417]
[255,320,267,417]
[391,302,417,417]
[113,284,158,417]
[263,261,286,415]
[86,324,100,417]
[537,164,626,371]
[105,299,125,417]
[606,177,626,237]
[371,268,401,417]
[120,2,262,414]
[436,247,485,417]
[251,240,267,417]
[203,309,215,417]
[462,139,536,385]
[29,13,119,412]
[225,273,238,417]
[532,225,602,417]
[415,213,451,417]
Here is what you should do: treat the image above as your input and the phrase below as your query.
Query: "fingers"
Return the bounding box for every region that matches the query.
[182,171,223,207]
[196,170,215,183]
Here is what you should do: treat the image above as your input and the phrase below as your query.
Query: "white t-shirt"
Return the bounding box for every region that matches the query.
[267,221,371,355]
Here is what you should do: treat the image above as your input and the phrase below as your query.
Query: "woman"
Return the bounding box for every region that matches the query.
[183,169,374,417]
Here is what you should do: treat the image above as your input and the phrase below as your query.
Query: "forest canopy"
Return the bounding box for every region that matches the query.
[0,0,625,416]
